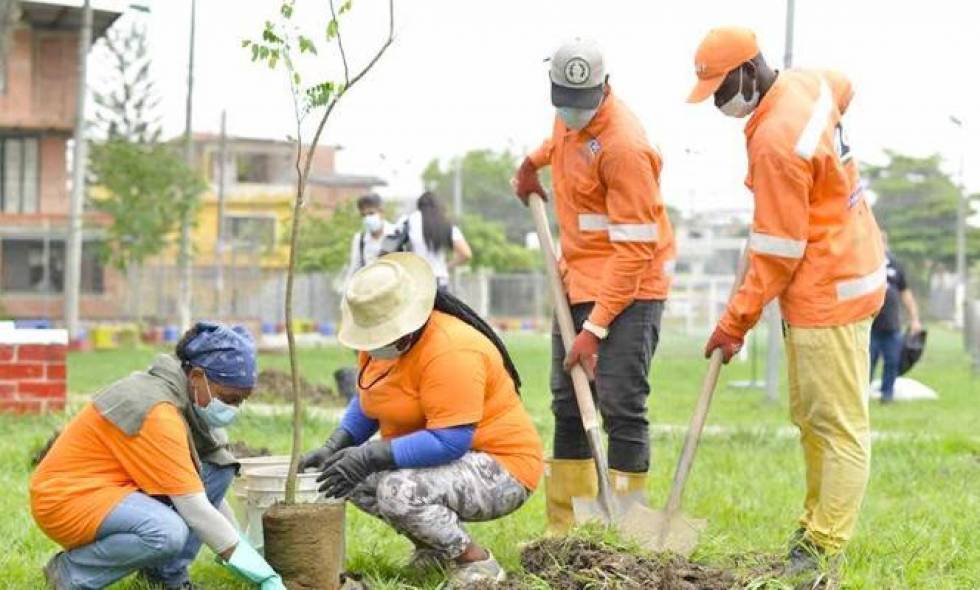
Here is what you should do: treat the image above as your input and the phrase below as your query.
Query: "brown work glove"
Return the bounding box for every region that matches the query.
[704,325,743,364]
[513,157,547,206]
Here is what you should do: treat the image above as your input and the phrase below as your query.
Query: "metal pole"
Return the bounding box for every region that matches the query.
[952,116,967,334]
[784,0,795,69]
[215,109,227,318]
[177,0,196,330]
[453,158,463,218]
[64,0,92,340]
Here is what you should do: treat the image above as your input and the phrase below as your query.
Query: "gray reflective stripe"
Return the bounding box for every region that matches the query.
[578,213,609,231]
[795,78,833,159]
[609,223,658,242]
[750,232,806,259]
[836,263,887,301]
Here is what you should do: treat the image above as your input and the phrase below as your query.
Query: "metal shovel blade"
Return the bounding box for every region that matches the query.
[619,501,707,557]
[572,490,647,526]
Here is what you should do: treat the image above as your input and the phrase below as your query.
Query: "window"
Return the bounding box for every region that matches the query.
[1,136,40,213]
[226,215,276,252]
[1,239,104,293]
[236,153,273,183]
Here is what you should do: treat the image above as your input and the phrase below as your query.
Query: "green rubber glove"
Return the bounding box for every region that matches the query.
[220,538,286,589]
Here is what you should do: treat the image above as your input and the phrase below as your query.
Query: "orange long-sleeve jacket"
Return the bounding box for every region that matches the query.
[528,88,675,329]
[719,69,885,338]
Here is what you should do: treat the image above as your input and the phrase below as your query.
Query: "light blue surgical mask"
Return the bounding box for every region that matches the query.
[362,213,383,234]
[194,375,239,428]
[557,106,598,130]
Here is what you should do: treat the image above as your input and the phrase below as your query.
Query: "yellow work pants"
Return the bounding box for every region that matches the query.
[785,318,872,554]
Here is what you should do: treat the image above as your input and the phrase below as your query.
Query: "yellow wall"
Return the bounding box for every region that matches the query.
[192,190,294,269]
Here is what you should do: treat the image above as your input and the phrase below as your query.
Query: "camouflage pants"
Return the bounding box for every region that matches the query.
[349,451,530,558]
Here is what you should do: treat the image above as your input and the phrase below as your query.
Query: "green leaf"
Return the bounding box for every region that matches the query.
[262,21,282,44]
[251,44,260,62]
[304,81,336,109]
[259,46,270,60]
[242,39,252,48]
[339,0,353,14]
[298,35,318,55]
[326,19,338,40]
[280,3,293,18]
[269,49,279,69]
[293,72,301,86]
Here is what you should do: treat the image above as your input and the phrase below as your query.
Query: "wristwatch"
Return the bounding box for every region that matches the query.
[582,320,608,340]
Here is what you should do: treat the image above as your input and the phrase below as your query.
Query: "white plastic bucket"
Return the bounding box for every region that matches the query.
[230,456,291,528]
[243,464,341,549]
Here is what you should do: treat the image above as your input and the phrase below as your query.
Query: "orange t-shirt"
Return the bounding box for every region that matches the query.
[30,402,204,549]
[357,311,544,491]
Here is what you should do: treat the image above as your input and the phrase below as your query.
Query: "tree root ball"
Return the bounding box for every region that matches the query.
[263,501,346,590]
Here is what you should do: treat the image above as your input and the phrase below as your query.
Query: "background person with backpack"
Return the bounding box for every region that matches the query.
[342,193,396,290]
[388,191,472,291]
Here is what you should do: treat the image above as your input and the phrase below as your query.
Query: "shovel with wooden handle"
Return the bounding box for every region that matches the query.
[528,193,653,537]
[619,245,752,556]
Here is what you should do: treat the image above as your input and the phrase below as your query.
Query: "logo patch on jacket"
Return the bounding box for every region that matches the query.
[587,138,601,155]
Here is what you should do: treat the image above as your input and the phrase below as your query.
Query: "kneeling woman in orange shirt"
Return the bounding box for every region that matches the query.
[300,253,544,588]
[30,323,284,590]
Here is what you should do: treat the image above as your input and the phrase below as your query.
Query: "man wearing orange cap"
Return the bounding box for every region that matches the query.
[688,27,886,574]
[512,37,675,534]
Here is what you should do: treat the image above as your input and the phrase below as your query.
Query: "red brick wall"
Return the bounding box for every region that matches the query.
[0,338,67,413]
[0,28,77,132]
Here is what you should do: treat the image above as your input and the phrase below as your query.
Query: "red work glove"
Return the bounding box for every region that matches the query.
[512,157,547,206]
[704,326,744,364]
[564,329,600,380]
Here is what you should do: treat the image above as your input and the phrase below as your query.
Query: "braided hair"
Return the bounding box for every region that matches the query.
[433,290,522,392]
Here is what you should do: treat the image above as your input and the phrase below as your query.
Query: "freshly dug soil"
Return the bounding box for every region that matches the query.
[255,369,345,406]
[264,502,346,590]
[475,537,738,590]
[30,429,61,467]
[228,440,271,458]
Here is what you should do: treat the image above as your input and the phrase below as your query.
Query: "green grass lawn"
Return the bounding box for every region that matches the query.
[2,326,978,589]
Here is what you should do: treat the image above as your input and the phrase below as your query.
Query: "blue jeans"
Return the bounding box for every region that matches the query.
[51,462,236,589]
[870,329,903,400]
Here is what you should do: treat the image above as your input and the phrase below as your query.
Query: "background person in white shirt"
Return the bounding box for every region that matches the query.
[343,193,396,289]
[398,191,472,291]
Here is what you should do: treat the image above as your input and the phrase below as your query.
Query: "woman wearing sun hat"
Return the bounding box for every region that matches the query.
[31,322,285,590]
[299,252,543,588]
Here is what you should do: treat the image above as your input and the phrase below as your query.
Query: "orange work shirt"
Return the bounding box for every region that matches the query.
[357,311,544,491]
[529,87,676,328]
[30,403,204,549]
[720,69,885,338]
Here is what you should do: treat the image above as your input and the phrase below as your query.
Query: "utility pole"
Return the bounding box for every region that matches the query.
[177,0,197,331]
[63,0,93,341]
[215,110,228,319]
[784,0,795,70]
[950,115,968,336]
[453,158,463,218]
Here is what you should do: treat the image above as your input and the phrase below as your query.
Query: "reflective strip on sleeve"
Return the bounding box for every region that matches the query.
[578,213,609,231]
[608,223,658,242]
[836,263,887,301]
[750,232,806,259]
[794,78,833,160]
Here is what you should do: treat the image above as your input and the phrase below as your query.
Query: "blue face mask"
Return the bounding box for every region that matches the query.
[193,375,239,428]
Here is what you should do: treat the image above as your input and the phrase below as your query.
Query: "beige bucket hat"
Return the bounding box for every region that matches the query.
[338,252,437,351]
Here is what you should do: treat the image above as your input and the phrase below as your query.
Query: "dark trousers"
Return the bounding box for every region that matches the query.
[870,328,903,400]
[550,300,663,473]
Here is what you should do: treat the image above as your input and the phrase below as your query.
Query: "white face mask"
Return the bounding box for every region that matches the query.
[718,68,760,118]
[368,342,403,360]
[557,106,598,130]
[362,213,383,234]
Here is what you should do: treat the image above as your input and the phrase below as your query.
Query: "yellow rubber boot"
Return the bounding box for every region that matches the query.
[544,458,598,535]
[609,469,649,506]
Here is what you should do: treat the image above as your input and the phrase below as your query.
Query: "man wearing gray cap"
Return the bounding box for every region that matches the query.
[512,37,675,534]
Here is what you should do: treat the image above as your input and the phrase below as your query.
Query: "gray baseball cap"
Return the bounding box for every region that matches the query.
[549,37,606,109]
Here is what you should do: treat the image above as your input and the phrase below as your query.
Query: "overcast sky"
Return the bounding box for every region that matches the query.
[106,0,980,213]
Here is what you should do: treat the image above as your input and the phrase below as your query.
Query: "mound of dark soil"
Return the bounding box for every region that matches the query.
[475,537,738,590]
[228,440,271,458]
[254,369,345,406]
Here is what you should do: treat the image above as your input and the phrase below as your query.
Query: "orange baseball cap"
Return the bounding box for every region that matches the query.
[687,27,760,103]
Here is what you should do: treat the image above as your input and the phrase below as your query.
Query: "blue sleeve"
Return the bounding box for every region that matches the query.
[390,424,476,468]
[339,396,379,445]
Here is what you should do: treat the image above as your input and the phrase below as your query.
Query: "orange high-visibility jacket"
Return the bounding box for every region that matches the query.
[719,69,885,338]
[529,88,675,328]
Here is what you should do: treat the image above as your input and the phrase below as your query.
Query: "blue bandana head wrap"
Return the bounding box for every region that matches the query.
[177,322,257,389]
